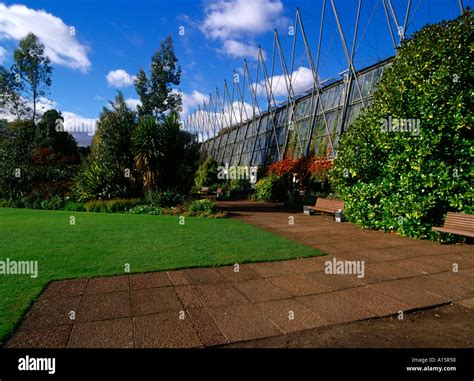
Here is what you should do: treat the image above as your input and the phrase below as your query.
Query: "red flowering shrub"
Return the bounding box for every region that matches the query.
[267,157,296,176]
[308,157,333,183]
[268,157,311,190]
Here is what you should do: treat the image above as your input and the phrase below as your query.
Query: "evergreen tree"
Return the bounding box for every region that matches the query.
[135,35,182,119]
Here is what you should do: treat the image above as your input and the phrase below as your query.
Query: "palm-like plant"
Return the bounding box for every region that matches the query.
[132,116,163,191]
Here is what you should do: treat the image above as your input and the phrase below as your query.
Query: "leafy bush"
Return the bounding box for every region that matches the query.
[21,192,43,209]
[194,156,218,189]
[208,183,221,192]
[188,199,218,216]
[72,162,128,202]
[330,10,473,240]
[62,201,86,212]
[146,189,185,208]
[0,116,79,203]
[228,178,252,199]
[0,198,18,208]
[308,157,333,184]
[129,204,163,215]
[253,174,286,202]
[40,195,64,210]
[268,157,310,187]
[84,198,141,213]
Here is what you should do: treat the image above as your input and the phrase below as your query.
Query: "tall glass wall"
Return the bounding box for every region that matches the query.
[202,59,391,166]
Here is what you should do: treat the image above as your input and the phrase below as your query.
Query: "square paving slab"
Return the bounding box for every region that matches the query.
[77,291,130,322]
[68,318,134,348]
[133,312,203,348]
[232,278,291,302]
[130,287,183,316]
[129,272,172,290]
[207,304,282,343]
[256,299,329,333]
[85,275,129,294]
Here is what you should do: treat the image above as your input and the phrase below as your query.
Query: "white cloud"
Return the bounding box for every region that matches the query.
[200,0,286,59]
[0,96,56,121]
[0,4,91,72]
[183,97,257,137]
[219,40,260,59]
[35,97,57,114]
[201,0,286,40]
[255,66,314,98]
[106,69,137,88]
[0,46,6,64]
[226,100,255,124]
[181,90,208,117]
[125,97,141,111]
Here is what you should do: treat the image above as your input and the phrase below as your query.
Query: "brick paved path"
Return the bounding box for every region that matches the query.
[6,201,474,348]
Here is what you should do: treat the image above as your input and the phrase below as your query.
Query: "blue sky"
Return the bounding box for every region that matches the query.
[0,0,468,145]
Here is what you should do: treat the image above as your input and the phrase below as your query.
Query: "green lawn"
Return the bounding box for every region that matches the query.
[0,207,323,343]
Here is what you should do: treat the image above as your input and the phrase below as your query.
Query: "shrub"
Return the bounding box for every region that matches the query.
[228,178,252,199]
[188,199,218,216]
[330,10,473,239]
[84,198,141,213]
[21,192,43,209]
[72,162,128,202]
[194,156,218,189]
[0,199,18,208]
[253,174,286,202]
[308,157,333,184]
[267,157,311,193]
[146,189,185,208]
[40,195,64,210]
[208,183,221,192]
[62,201,86,212]
[129,204,163,215]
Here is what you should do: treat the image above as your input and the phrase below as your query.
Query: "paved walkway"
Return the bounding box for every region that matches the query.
[5,201,474,348]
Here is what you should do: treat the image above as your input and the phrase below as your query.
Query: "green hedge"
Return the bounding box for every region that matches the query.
[330,10,473,240]
[84,198,142,213]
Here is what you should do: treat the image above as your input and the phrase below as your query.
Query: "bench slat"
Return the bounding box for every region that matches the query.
[432,212,474,238]
[432,227,474,238]
[310,198,344,214]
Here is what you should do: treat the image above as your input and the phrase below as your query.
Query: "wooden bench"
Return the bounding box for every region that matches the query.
[306,198,344,215]
[432,212,474,238]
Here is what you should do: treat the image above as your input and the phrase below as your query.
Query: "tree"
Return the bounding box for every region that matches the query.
[194,156,218,190]
[93,91,137,169]
[0,119,36,200]
[155,112,200,192]
[135,35,182,119]
[12,33,52,122]
[132,112,200,193]
[0,65,26,120]
[330,10,473,239]
[132,116,162,191]
[0,110,80,203]
[73,92,138,201]
[35,109,78,158]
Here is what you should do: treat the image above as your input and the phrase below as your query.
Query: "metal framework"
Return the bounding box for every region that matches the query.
[182,0,463,167]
